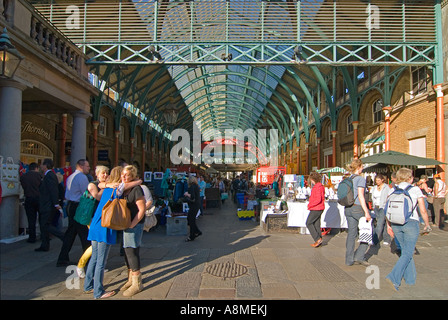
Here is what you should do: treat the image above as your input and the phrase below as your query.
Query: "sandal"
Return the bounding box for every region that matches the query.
[98,291,116,299]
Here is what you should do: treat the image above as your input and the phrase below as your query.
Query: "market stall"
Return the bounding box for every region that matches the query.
[287,201,347,229]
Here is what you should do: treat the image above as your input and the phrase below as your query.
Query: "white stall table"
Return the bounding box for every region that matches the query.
[287,201,347,228]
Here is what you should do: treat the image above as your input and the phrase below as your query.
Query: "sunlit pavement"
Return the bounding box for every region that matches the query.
[2,200,448,301]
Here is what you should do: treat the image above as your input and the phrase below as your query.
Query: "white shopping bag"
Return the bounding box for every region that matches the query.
[358,216,373,245]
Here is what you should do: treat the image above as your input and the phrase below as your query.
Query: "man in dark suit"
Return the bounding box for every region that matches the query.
[20,162,42,243]
[35,158,65,252]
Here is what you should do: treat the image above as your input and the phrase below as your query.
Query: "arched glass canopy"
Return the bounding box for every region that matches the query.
[32,0,442,155]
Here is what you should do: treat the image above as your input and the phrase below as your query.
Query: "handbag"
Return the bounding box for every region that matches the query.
[74,189,97,225]
[426,195,433,204]
[101,189,131,230]
[144,206,157,232]
[0,156,20,197]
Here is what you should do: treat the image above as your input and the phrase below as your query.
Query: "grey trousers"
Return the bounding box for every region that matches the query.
[345,205,369,265]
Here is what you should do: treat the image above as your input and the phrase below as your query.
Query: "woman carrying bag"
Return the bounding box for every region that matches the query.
[83,166,123,299]
[306,172,326,248]
[344,159,372,266]
[76,165,109,279]
[119,165,146,297]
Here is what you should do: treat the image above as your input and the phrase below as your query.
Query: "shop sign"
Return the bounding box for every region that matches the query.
[21,121,51,140]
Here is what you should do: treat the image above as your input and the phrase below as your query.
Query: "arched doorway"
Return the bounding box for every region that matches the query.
[20,140,53,164]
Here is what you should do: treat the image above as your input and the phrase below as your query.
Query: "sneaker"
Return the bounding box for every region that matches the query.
[77,267,85,278]
[383,242,390,246]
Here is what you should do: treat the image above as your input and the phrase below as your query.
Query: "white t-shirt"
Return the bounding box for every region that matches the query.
[372,186,382,206]
[388,182,423,221]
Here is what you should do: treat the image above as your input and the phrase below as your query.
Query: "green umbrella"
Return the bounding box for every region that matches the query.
[361,150,446,166]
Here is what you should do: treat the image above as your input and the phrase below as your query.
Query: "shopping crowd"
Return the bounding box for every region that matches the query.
[18,157,447,296]
[301,159,446,292]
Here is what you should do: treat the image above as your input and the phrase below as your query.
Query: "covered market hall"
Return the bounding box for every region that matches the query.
[0,0,447,241]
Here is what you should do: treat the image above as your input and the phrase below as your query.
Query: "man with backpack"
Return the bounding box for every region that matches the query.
[384,168,431,292]
[338,159,372,267]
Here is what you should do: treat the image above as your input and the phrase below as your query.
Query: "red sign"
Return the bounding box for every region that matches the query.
[256,166,285,185]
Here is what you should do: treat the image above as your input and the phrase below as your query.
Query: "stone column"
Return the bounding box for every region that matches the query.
[70,111,89,167]
[0,79,27,240]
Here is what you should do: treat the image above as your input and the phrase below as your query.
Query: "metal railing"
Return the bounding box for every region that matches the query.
[34,1,435,44]
[31,0,438,66]
[32,0,436,44]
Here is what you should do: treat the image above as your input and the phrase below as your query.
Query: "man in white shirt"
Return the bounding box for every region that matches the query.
[57,159,91,267]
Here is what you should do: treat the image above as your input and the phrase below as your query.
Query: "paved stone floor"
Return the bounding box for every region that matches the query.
[1,199,448,305]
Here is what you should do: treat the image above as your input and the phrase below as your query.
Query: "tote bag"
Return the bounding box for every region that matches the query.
[74,189,97,225]
[101,189,131,230]
[0,156,20,197]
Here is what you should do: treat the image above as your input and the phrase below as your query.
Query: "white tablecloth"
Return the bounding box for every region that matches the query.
[287,201,347,228]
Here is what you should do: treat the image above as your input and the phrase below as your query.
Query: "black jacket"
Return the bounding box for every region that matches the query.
[187,183,200,213]
[39,170,60,212]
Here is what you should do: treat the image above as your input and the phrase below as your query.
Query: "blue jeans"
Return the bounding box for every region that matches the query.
[373,207,391,245]
[345,205,369,265]
[83,240,111,299]
[386,220,419,290]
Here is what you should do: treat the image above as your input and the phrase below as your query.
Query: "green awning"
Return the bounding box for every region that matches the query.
[361,150,446,166]
[363,134,385,145]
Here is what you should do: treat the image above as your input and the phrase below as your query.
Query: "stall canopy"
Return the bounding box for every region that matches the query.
[361,150,446,166]
[317,167,348,174]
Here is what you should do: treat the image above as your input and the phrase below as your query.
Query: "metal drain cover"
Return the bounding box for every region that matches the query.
[205,262,248,279]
